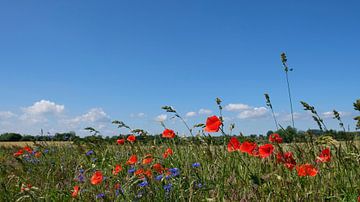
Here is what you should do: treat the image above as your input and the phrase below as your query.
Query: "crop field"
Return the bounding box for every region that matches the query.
[1,132,360,201]
[0,141,72,147]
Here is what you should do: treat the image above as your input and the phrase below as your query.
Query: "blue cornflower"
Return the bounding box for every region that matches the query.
[96,193,105,199]
[128,167,136,174]
[155,174,163,181]
[91,158,98,162]
[192,162,201,168]
[79,168,85,174]
[169,168,180,177]
[196,183,203,188]
[164,183,172,192]
[138,180,148,187]
[77,174,85,183]
[43,149,49,154]
[86,150,94,156]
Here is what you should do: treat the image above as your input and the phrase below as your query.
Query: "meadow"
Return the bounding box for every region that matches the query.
[1,99,360,202]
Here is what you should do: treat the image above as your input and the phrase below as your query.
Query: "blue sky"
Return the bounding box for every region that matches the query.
[0,1,359,136]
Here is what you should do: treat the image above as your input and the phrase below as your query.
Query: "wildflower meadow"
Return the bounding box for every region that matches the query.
[1,93,360,201]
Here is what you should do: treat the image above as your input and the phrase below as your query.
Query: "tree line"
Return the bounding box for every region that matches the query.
[0,127,359,145]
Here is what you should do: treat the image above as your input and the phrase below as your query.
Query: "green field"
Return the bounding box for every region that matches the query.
[1,136,360,202]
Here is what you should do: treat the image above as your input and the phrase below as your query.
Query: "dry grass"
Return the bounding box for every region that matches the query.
[0,141,72,147]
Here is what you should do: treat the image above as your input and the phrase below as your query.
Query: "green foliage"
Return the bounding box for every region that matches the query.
[0,133,22,141]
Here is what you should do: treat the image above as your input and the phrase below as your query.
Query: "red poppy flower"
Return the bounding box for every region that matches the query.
[116,139,125,145]
[112,164,122,175]
[142,154,153,165]
[162,129,176,138]
[163,148,174,159]
[258,144,274,158]
[358,196,360,202]
[205,115,222,132]
[13,149,24,157]
[90,171,103,185]
[276,152,296,170]
[296,164,318,177]
[126,155,138,165]
[71,185,80,198]
[144,169,152,178]
[135,169,144,176]
[316,148,331,163]
[152,163,164,173]
[227,137,241,152]
[239,141,257,155]
[127,135,136,142]
[269,133,283,143]
[24,146,33,153]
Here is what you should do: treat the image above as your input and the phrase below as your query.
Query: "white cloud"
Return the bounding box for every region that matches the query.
[225,103,251,111]
[20,100,65,123]
[198,108,212,115]
[185,111,197,117]
[0,111,16,120]
[322,111,352,119]
[23,100,64,115]
[155,114,167,122]
[69,108,110,124]
[237,107,268,119]
[130,112,146,118]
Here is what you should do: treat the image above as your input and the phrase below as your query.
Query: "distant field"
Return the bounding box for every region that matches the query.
[0,141,72,147]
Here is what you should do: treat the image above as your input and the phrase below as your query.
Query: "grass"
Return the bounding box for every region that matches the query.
[1,136,360,201]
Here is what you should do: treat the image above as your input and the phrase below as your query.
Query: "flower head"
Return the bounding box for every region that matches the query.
[316,148,331,163]
[90,171,103,185]
[164,183,172,192]
[258,144,274,158]
[239,141,257,155]
[227,137,241,152]
[142,154,153,165]
[155,174,163,181]
[296,164,318,177]
[138,180,148,187]
[126,155,138,165]
[127,135,136,142]
[169,168,180,177]
[192,162,201,168]
[205,115,222,132]
[71,185,80,198]
[162,129,176,138]
[269,133,283,143]
[96,193,105,199]
[13,149,24,157]
[116,139,125,145]
[152,163,164,173]
[86,150,94,156]
[24,146,33,153]
[163,148,173,159]
[112,164,122,175]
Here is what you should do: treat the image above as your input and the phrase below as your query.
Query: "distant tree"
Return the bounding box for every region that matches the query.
[0,133,22,141]
[21,135,35,141]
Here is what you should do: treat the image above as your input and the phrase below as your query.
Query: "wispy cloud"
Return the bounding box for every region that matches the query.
[155,114,167,122]
[237,107,268,119]
[185,111,197,117]
[225,103,251,111]
[130,112,146,118]
[198,109,212,115]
